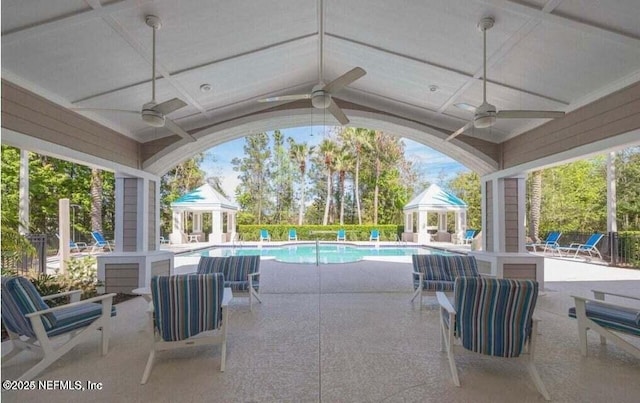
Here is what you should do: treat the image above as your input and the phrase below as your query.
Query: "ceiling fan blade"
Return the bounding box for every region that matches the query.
[454,103,478,112]
[327,99,349,125]
[323,67,366,94]
[72,107,139,115]
[153,98,187,115]
[497,110,565,119]
[164,118,196,142]
[445,121,474,142]
[258,94,311,103]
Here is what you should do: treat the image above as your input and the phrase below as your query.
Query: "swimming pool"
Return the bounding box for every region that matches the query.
[186,243,456,264]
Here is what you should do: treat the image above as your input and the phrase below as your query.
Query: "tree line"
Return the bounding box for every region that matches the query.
[231,128,419,226]
[1,142,638,250]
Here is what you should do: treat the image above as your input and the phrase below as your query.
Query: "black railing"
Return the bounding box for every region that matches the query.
[0,234,48,274]
[548,231,639,268]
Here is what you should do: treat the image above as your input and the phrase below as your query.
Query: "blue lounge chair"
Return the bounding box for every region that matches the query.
[56,234,87,253]
[528,231,562,253]
[558,233,604,259]
[91,231,113,252]
[462,229,476,244]
[337,229,346,241]
[259,229,271,242]
[369,229,380,242]
[288,229,298,241]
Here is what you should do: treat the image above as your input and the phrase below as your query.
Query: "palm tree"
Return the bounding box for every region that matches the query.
[340,128,369,224]
[289,141,314,225]
[318,139,338,226]
[529,170,542,243]
[333,150,354,225]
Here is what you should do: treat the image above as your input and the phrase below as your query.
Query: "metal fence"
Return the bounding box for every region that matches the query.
[0,234,48,274]
[550,231,639,268]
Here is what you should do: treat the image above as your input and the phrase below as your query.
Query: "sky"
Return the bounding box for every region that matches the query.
[201,126,469,201]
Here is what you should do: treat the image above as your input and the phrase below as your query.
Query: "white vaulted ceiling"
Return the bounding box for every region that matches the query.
[2,0,640,145]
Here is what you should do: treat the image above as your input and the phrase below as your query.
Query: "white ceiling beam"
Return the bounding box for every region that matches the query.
[438,0,568,113]
[72,33,318,104]
[474,0,640,48]
[1,0,154,47]
[326,33,568,105]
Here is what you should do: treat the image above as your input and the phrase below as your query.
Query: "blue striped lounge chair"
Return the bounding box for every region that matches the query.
[259,229,271,242]
[569,290,640,359]
[410,255,480,310]
[197,255,262,310]
[288,228,298,241]
[437,277,550,401]
[1,276,116,381]
[369,229,380,242]
[337,229,346,241]
[141,273,232,384]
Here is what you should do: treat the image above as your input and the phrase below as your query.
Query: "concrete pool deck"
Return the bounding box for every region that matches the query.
[4,256,639,402]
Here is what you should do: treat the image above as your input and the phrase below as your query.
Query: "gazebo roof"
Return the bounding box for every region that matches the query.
[403,184,467,211]
[171,183,238,211]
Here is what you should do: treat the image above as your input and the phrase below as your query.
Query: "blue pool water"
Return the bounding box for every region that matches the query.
[188,243,455,264]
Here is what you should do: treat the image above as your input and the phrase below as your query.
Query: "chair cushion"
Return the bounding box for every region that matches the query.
[47,303,117,337]
[412,255,479,284]
[151,273,225,342]
[1,276,57,334]
[568,303,640,336]
[454,277,538,358]
[197,255,260,291]
[423,280,455,292]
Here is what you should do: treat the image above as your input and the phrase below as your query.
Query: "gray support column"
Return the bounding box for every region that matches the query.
[482,176,526,253]
[115,174,160,252]
[19,150,29,234]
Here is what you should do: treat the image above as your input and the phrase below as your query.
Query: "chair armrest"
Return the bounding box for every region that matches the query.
[25,293,116,318]
[568,242,584,248]
[42,289,82,303]
[222,288,233,306]
[591,290,640,302]
[248,272,260,278]
[571,295,640,311]
[436,292,456,314]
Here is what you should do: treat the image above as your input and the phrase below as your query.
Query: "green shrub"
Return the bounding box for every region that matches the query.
[238,225,403,242]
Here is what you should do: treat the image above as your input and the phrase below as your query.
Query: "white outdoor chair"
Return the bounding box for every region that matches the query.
[141,273,231,384]
[437,277,550,401]
[1,276,116,381]
[569,290,640,359]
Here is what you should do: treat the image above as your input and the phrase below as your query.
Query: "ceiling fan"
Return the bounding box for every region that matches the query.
[445,17,565,142]
[73,15,195,142]
[257,0,365,125]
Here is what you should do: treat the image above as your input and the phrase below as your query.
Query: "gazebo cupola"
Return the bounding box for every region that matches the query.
[403,184,468,244]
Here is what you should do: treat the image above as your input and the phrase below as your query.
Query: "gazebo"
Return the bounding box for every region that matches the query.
[169,183,238,244]
[403,184,468,244]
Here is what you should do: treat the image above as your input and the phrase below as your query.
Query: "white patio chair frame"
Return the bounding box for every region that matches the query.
[437,282,550,401]
[141,282,232,384]
[2,287,115,381]
[571,290,640,359]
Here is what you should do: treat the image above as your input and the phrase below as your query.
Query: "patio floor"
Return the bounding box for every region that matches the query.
[3,258,639,402]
